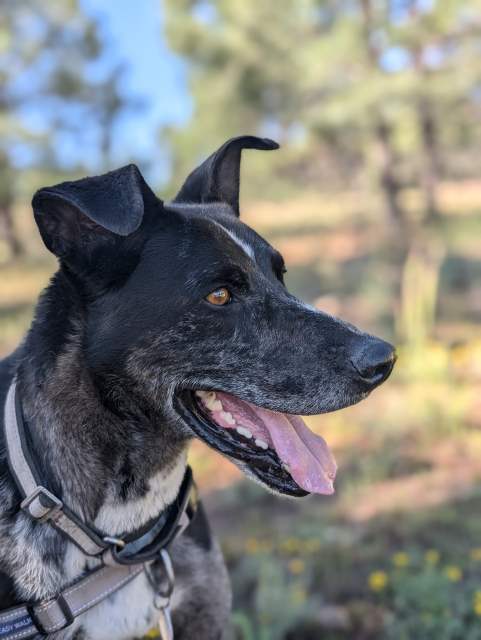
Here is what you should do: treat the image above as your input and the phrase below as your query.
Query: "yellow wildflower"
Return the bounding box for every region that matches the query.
[424,549,440,566]
[444,565,462,582]
[245,537,260,554]
[288,558,305,575]
[471,548,481,562]
[279,537,301,554]
[392,552,410,568]
[144,629,159,639]
[368,571,389,592]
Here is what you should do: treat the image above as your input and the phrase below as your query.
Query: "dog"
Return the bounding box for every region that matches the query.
[0,136,395,640]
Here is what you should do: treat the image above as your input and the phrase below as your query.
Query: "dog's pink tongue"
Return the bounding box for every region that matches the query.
[215,392,337,495]
[259,408,337,494]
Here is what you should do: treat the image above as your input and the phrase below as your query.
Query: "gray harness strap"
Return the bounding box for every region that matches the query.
[0,565,144,638]
[4,383,106,558]
[1,382,196,640]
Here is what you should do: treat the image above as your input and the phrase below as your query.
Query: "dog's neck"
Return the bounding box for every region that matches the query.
[14,269,188,535]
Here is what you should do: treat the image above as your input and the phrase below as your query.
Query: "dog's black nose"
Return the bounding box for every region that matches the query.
[351,338,396,387]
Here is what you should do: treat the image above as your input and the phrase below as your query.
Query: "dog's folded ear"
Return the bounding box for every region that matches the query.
[32,164,158,259]
[173,135,279,216]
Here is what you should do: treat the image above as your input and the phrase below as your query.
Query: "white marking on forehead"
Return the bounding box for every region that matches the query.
[210,220,256,260]
[168,201,256,260]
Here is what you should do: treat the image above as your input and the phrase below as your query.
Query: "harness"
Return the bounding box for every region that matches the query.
[0,382,197,640]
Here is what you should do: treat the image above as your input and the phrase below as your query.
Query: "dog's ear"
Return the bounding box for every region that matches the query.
[32,164,157,259]
[173,136,279,216]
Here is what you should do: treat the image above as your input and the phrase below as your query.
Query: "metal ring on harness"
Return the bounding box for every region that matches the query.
[144,548,175,611]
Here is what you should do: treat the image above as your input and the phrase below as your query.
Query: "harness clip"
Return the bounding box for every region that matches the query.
[103,536,126,549]
[145,548,175,610]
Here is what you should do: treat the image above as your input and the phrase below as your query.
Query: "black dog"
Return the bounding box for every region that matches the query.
[0,136,395,639]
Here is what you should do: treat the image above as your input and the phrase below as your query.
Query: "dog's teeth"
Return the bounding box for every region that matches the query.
[282,462,290,472]
[197,391,223,412]
[221,411,235,425]
[255,438,268,450]
[204,393,219,410]
[236,427,252,439]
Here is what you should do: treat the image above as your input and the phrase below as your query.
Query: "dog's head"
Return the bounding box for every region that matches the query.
[32,136,395,497]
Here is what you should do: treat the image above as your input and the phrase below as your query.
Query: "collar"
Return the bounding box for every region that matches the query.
[1,380,197,639]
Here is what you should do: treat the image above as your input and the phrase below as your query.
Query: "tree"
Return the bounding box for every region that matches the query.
[0,0,135,259]
[0,151,20,257]
[163,0,481,225]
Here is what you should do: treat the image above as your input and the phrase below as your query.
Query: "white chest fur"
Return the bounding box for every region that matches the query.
[62,452,187,640]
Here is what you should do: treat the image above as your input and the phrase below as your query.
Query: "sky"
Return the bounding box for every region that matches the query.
[80,0,192,183]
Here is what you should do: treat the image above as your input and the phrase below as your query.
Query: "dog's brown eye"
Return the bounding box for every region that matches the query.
[206,287,231,306]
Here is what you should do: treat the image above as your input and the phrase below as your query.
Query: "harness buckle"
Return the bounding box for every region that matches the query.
[29,593,74,635]
[21,486,63,522]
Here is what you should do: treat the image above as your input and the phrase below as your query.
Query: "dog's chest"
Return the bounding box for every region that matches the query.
[59,457,187,640]
[75,571,160,640]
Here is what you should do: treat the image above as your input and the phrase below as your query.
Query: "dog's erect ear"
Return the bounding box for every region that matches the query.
[32,164,157,258]
[173,136,279,216]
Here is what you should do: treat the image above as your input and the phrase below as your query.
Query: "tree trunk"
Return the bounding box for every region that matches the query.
[0,204,23,258]
[418,98,441,221]
[374,120,406,231]
[360,0,407,231]
[0,150,22,258]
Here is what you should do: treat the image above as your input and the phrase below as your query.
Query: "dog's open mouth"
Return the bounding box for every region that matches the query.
[175,390,337,498]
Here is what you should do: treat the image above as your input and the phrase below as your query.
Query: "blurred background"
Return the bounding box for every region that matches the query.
[1,1,481,638]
